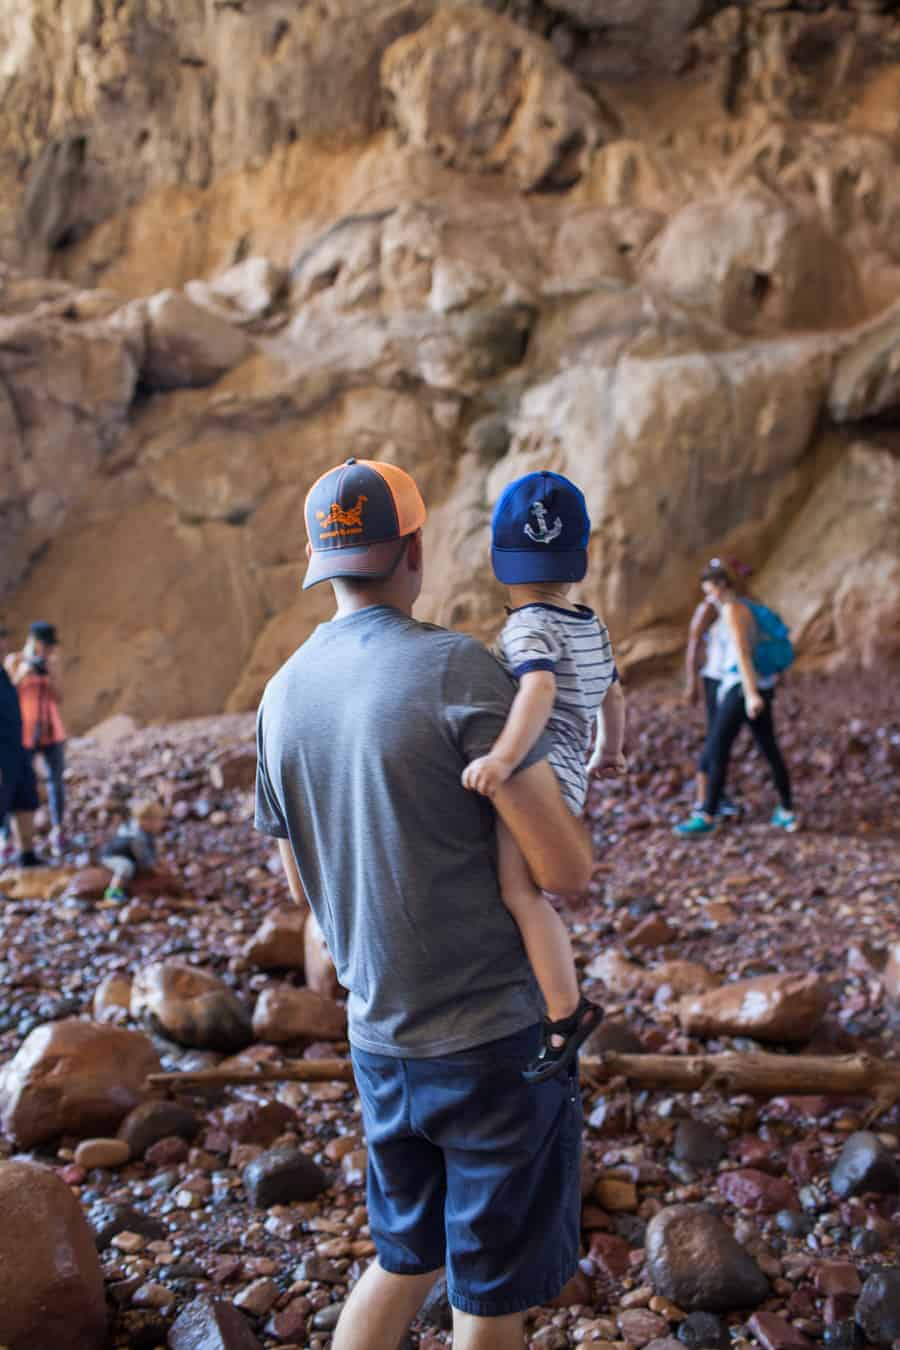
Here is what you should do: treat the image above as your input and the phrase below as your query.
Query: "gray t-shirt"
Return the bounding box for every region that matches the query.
[255,604,549,1058]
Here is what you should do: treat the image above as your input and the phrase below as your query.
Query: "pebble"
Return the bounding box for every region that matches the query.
[232,1276,280,1315]
[73,1138,131,1169]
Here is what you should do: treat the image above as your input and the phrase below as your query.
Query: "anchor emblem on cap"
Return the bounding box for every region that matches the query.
[524,499,562,545]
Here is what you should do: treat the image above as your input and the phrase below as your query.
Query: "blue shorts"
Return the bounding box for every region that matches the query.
[0,748,39,820]
[351,1022,582,1317]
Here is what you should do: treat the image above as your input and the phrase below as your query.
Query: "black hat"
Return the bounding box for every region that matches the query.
[29,621,58,646]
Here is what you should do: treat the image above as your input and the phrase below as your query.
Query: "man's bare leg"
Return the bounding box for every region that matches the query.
[452,1309,526,1349]
[332,1261,440,1350]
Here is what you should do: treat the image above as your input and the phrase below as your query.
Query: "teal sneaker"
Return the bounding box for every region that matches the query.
[103,884,128,901]
[674,812,716,837]
[771,807,799,832]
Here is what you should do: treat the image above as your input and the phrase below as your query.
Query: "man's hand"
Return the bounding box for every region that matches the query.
[746,691,764,719]
[462,754,513,800]
[588,749,628,778]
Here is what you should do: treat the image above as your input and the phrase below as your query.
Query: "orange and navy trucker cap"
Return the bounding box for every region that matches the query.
[302,458,427,590]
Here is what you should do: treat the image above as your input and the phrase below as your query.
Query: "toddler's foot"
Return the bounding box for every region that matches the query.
[104,884,128,902]
[523,996,603,1084]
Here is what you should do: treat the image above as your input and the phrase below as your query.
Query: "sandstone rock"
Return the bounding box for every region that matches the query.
[252,985,346,1044]
[0,1161,107,1350]
[717,1168,799,1214]
[830,1131,900,1198]
[92,971,133,1022]
[830,301,900,421]
[169,1293,265,1350]
[0,1018,160,1147]
[303,909,341,999]
[381,6,604,191]
[218,1099,297,1146]
[678,972,828,1044]
[746,1311,813,1348]
[243,908,306,971]
[757,441,900,670]
[137,290,250,390]
[242,1145,330,1208]
[675,1312,730,1348]
[74,1136,131,1169]
[117,1099,200,1158]
[186,257,286,325]
[640,192,864,336]
[855,1268,900,1347]
[645,1205,769,1313]
[63,866,114,900]
[131,960,252,1051]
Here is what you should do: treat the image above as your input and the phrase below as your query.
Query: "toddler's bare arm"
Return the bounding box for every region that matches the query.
[462,670,556,799]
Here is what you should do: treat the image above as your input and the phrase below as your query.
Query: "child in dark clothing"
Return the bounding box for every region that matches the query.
[100,796,166,900]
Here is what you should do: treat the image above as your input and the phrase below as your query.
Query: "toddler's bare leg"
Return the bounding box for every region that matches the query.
[497,820,579,1024]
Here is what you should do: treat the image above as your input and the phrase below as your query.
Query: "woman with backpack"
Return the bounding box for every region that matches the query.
[675,560,796,836]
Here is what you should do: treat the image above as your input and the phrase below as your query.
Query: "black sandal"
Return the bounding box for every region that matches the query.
[522,996,603,1084]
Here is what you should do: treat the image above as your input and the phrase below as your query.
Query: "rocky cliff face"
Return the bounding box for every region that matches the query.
[2,0,899,729]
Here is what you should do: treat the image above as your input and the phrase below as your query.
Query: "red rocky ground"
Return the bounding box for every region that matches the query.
[0,671,898,1349]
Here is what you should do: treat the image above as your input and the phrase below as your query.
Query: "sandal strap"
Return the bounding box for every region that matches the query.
[543,994,593,1037]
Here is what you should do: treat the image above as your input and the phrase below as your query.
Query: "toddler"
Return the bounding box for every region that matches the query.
[462,471,626,1082]
[100,796,166,900]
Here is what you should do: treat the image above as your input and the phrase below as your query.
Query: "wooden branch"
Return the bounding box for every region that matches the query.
[148,1051,900,1125]
[148,1059,355,1090]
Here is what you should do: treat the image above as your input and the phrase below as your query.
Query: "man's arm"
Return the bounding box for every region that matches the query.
[277,837,307,905]
[493,759,592,897]
[685,600,715,700]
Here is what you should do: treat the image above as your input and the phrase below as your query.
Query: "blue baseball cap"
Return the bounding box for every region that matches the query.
[491,471,590,585]
[303,458,427,589]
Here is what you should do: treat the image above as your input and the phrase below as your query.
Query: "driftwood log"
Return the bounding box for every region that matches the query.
[148,1051,900,1122]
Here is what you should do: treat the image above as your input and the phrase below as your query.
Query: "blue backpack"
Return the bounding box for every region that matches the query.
[746,601,794,677]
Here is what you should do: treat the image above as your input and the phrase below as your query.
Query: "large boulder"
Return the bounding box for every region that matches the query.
[381,6,605,191]
[0,1019,160,1147]
[0,1161,107,1350]
[130,961,253,1052]
[678,972,828,1045]
[640,192,864,336]
[757,440,900,670]
[137,290,251,389]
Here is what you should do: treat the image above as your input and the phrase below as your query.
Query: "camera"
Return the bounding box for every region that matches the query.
[27,656,48,676]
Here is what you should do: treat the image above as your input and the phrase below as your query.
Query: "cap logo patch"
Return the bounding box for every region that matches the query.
[317,494,368,540]
[523,499,562,545]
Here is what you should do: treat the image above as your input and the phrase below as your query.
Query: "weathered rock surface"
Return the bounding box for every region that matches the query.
[0,1161,107,1350]
[678,972,828,1045]
[131,960,253,1051]
[381,6,605,191]
[646,1205,770,1312]
[2,0,900,725]
[0,1018,160,1147]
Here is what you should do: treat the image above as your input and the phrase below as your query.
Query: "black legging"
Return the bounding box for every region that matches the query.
[700,684,791,816]
[702,676,720,730]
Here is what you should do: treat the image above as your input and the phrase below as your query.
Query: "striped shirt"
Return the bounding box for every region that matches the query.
[494,603,617,813]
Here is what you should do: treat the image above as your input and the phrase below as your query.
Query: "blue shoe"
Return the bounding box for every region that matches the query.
[103,884,128,901]
[674,812,716,837]
[771,807,799,832]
